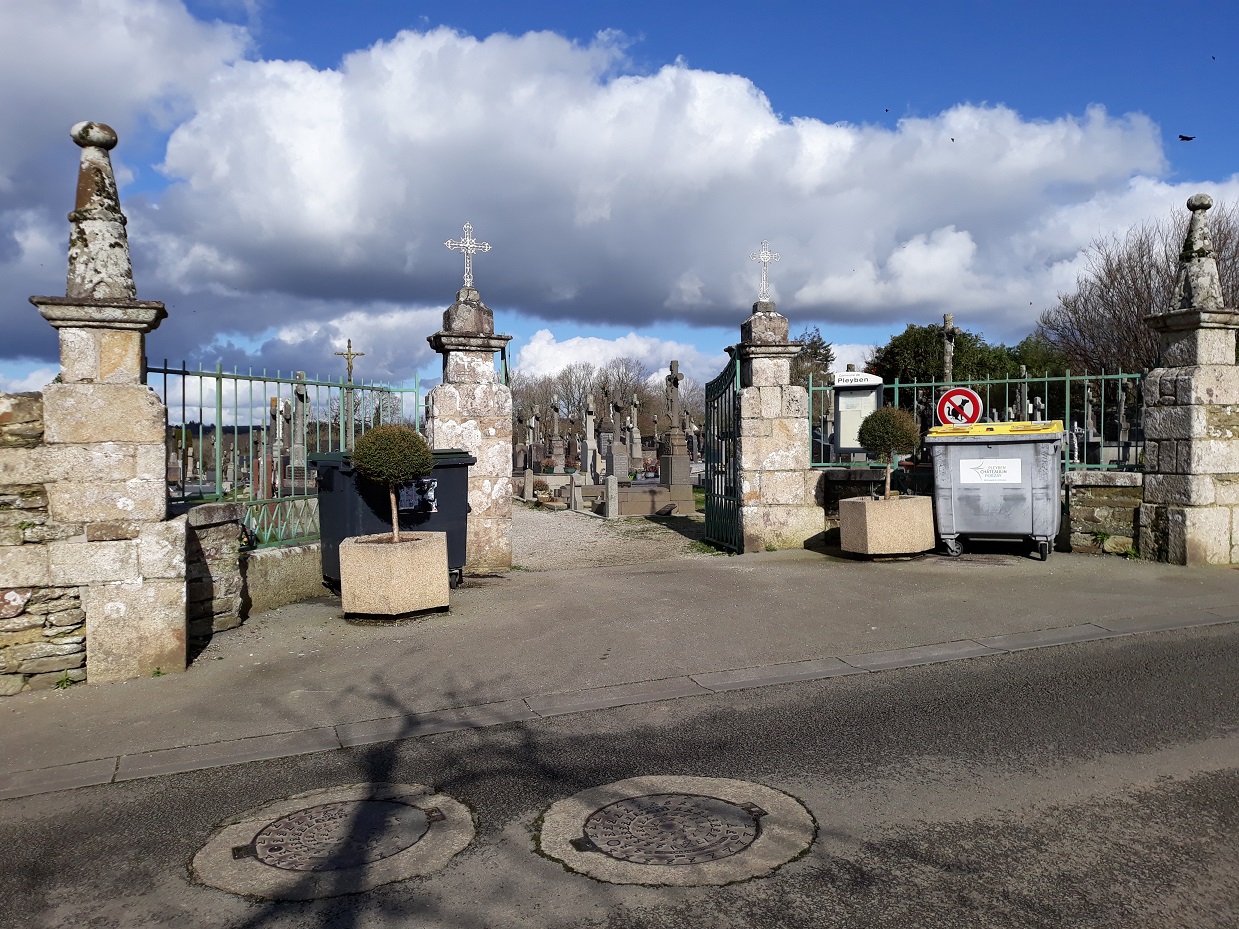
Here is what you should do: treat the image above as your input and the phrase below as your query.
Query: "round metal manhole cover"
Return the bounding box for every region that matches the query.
[192,783,474,901]
[582,793,759,865]
[251,800,430,872]
[539,775,816,886]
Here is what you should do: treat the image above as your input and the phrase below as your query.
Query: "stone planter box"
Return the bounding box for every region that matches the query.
[338,531,449,616]
[839,495,935,555]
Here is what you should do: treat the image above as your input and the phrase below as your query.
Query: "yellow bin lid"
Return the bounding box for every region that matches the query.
[927,420,1064,437]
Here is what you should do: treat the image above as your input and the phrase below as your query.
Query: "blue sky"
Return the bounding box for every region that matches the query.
[2,0,1237,391]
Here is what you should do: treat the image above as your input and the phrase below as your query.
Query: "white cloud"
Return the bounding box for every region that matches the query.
[141,26,1185,346]
[831,344,875,374]
[514,328,726,385]
[0,0,248,191]
[4,10,1236,384]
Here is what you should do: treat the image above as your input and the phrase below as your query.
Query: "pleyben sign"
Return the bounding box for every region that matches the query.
[936,387,983,425]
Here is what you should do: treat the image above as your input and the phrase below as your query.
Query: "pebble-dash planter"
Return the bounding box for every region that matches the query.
[538,775,815,886]
[192,783,473,900]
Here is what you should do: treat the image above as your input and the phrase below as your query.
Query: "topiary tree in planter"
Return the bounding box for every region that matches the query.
[350,424,435,543]
[858,406,921,499]
[840,407,934,555]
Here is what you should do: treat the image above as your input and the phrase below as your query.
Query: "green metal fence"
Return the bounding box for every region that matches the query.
[809,370,1146,472]
[147,360,423,546]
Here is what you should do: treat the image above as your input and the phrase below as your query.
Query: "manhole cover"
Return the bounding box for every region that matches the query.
[243,800,431,871]
[580,793,760,865]
[193,783,473,900]
[539,775,815,886]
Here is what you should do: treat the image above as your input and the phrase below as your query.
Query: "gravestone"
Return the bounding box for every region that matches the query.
[289,372,308,481]
[660,360,693,490]
[628,394,642,462]
[581,395,599,481]
[607,399,630,484]
[604,474,620,518]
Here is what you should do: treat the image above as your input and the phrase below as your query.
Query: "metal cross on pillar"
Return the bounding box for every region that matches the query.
[749,240,780,302]
[444,222,492,289]
[334,339,364,452]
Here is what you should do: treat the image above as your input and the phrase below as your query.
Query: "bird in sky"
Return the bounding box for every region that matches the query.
[1179,134,1196,141]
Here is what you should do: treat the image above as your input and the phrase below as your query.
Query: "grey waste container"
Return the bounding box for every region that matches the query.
[924,421,1064,561]
[311,448,476,592]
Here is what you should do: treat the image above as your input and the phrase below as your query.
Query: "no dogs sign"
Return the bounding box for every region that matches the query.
[936,387,983,425]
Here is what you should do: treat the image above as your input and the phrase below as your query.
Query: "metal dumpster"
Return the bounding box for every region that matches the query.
[311,448,476,592]
[924,421,1064,560]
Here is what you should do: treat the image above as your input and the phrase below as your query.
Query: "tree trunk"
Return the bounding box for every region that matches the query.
[389,485,399,543]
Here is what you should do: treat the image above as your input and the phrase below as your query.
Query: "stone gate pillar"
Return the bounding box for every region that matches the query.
[426,287,513,573]
[1140,194,1239,565]
[24,122,185,683]
[735,301,825,552]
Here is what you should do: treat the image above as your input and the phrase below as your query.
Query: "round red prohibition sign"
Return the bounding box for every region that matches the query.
[936,387,983,425]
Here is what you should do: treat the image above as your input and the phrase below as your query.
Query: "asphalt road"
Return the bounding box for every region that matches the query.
[2,623,1237,929]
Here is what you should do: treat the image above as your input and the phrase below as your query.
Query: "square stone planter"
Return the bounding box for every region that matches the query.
[839,495,935,555]
[339,531,450,616]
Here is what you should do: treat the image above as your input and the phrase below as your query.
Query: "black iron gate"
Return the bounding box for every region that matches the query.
[704,351,743,553]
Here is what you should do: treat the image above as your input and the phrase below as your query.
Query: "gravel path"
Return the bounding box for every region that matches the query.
[510,501,718,571]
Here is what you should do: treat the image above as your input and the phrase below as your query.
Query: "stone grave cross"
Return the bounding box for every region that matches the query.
[665,359,684,424]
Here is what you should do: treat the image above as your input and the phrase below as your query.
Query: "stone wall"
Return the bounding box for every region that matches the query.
[183,502,245,641]
[242,543,324,614]
[1065,472,1143,555]
[0,393,88,695]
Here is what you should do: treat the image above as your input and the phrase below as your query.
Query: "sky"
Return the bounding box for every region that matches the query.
[2,0,1238,393]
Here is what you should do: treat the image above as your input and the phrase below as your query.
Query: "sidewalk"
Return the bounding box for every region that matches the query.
[2,545,1237,800]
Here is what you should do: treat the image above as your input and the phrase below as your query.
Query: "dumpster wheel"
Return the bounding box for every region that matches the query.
[1037,540,1049,562]
[943,537,963,557]
[449,569,463,589]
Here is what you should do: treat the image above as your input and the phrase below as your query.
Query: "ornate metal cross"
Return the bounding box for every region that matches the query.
[334,339,364,383]
[444,222,491,288]
[749,240,780,301]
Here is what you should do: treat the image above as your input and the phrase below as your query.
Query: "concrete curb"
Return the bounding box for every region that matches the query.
[2,610,1235,802]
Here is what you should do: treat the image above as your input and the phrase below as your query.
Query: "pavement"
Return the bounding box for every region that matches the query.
[2,538,1238,803]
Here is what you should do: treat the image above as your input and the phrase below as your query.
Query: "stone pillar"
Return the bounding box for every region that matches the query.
[426,286,513,573]
[735,300,825,552]
[1140,194,1239,565]
[25,122,185,684]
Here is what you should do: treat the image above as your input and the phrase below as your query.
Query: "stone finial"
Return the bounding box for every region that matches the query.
[741,300,790,345]
[1171,193,1225,313]
[442,287,495,335]
[66,121,137,301]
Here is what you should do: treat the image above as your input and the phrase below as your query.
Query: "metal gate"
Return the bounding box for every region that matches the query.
[704,351,743,553]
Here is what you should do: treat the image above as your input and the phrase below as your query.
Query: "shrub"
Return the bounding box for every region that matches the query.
[532,478,549,492]
[857,407,921,464]
[351,425,434,541]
